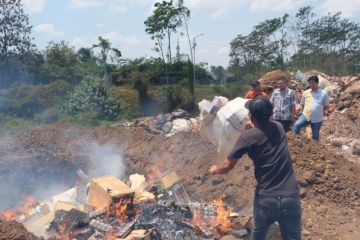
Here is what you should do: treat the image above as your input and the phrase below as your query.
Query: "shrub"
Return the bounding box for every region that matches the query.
[0,114,38,136]
[130,70,150,101]
[159,84,186,112]
[0,80,71,118]
[64,77,121,120]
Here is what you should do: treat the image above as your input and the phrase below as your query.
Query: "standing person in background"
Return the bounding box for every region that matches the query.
[245,80,268,99]
[209,97,301,240]
[270,77,297,132]
[293,75,329,141]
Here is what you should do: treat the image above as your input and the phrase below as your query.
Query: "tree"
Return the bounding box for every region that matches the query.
[0,0,34,87]
[92,36,122,85]
[145,1,182,64]
[41,41,79,83]
[175,0,197,102]
[0,0,33,57]
[210,66,227,85]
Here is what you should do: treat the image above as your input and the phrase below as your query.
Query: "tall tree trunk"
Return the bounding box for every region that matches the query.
[167,29,172,63]
[183,17,194,95]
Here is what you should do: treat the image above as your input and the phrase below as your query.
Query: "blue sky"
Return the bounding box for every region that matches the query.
[23,0,360,68]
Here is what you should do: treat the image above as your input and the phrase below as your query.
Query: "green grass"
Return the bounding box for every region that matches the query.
[0,115,39,136]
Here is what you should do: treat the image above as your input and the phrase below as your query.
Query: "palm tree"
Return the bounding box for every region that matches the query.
[92,36,122,85]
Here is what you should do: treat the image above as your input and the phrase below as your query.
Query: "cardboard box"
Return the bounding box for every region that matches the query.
[88,176,135,209]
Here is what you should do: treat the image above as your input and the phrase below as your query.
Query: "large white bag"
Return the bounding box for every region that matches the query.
[199,97,250,156]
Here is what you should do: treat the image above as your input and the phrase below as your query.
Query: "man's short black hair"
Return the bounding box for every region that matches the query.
[308,75,319,83]
[250,80,260,86]
[245,97,273,122]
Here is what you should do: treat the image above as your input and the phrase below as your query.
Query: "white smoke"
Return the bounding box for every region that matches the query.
[87,142,126,178]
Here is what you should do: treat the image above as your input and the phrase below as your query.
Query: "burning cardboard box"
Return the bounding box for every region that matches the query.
[88,176,135,210]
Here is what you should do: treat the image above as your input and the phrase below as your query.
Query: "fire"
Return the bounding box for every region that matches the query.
[212,196,234,233]
[0,210,19,221]
[110,198,134,223]
[0,195,38,221]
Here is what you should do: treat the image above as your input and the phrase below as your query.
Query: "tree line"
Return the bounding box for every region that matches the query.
[229,6,360,81]
[1,1,359,91]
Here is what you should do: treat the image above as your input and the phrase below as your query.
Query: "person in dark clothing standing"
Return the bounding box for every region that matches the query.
[209,97,301,240]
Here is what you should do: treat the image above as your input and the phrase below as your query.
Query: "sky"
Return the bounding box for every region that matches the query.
[22,0,360,68]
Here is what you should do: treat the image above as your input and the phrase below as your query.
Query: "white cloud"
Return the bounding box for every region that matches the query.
[71,33,153,60]
[102,31,143,47]
[217,46,229,56]
[111,0,153,14]
[22,0,47,14]
[249,0,305,12]
[96,23,105,28]
[111,4,129,13]
[34,23,64,37]
[70,0,105,8]
[319,0,360,17]
[71,32,147,50]
[70,0,152,12]
[183,0,247,18]
[71,37,94,49]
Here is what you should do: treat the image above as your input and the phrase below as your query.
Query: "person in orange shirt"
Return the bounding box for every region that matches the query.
[245,80,268,99]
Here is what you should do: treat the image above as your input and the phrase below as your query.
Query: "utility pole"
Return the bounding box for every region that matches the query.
[192,33,203,86]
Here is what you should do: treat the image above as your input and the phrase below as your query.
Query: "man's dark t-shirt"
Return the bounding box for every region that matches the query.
[228,120,299,197]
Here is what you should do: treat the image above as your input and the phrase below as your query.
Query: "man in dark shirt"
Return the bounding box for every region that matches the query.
[209,97,301,240]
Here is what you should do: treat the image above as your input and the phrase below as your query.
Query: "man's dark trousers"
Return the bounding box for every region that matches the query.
[252,195,301,240]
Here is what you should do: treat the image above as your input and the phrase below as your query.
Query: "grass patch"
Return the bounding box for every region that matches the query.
[0,115,39,136]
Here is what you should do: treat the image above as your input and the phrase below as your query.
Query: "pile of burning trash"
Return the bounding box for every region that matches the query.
[1,170,248,240]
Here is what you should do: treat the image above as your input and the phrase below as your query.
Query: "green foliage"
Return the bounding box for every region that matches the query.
[159,84,183,111]
[145,0,183,63]
[158,84,194,111]
[0,114,38,136]
[130,70,150,100]
[40,41,80,83]
[92,36,122,85]
[229,5,360,77]
[0,0,35,87]
[0,0,33,57]
[0,80,72,118]
[64,77,122,120]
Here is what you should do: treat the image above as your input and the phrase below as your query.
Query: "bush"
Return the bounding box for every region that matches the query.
[64,77,122,120]
[158,84,195,112]
[0,80,72,118]
[130,70,150,101]
[0,114,38,136]
[159,85,183,111]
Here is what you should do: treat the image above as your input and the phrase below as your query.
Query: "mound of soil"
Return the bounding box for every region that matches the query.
[260,70,293,91]
[0,122,360,239]
[0,122,95,210]
[0,220,43,240]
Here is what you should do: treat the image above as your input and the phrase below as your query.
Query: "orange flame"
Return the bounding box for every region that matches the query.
[0,195,38,221]
[109,198,134,223]
[0,210,19,221]
[212,196,234,233]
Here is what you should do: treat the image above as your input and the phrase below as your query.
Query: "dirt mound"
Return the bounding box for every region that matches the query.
[0,123,360,238]
[0,122,95,210]
[289,134,360,206]
[0,220,43,240]
[260,70,293,91]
